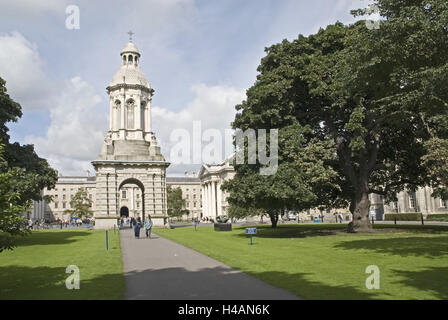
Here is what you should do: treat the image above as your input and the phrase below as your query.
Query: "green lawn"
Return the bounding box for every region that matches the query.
[155,224,448,300]
[0,229,125,299]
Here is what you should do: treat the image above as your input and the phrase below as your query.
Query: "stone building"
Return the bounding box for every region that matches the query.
[42,175,96,221]
[32,39,169,228]
[371,187,448,218]
[166,173,202,220]
[91,39,170,229]
[199,157,235,220]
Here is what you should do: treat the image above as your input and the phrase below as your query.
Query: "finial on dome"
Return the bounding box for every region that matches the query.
[127,31,134,42]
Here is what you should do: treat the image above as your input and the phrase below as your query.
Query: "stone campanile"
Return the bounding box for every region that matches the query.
[92,37,170,229]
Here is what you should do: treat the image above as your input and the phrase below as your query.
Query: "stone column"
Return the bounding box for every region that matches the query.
[120,97,126,139]
[109,99,113,131]
[130,187,134,211]
[135,96,141,130]
[217,181,222,217]
[201,184,206,218]
[206,182,211,217]
[144,105,151,133]
[211,180,217,218]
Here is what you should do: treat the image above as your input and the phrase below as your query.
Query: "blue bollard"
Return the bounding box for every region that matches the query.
[106,230,109,251]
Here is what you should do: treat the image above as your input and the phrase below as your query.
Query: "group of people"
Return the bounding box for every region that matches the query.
[119,216,153,239]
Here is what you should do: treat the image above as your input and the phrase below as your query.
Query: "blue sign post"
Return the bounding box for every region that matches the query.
[245,228,257,245]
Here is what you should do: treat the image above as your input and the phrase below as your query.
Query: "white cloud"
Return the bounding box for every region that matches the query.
[152,83,245,174]
[23,78,244,176]
[25,77,107,175]
[0,32,54,110]
[0,0,67,16]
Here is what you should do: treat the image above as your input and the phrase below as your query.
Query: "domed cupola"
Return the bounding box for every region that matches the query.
[103,33,159,146]
[108,36,151,90]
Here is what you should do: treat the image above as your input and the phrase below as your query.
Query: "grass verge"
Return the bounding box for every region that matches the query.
[0,229,125,299]
[155,224,448,300]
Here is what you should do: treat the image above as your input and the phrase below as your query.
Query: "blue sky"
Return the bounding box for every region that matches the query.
[0,0,372,176]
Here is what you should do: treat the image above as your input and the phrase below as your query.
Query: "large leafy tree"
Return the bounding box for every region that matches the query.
[226,0,448,232]
[0,144,31,252]
[167,185,187,218]
[223,124,341,228]
[64,188,93,219]
[0,77,58,251]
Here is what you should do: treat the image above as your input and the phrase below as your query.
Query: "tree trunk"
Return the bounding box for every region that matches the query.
[347,189,372,233]
[269,211,279,228]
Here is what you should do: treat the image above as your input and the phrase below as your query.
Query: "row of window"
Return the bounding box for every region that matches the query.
[185,194,201,200]
[53,194,93,201]
[121,191,141,199]
[391,193,448,209]
[185,202,202,209]
[123,54,138,64]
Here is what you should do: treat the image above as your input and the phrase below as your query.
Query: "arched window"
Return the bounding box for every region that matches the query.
[128,55,133,63]
[122,56,126,65]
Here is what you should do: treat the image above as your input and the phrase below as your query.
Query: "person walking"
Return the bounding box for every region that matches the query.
[144,216,153,239]
[134,220,141,239]
[130,217,135,229]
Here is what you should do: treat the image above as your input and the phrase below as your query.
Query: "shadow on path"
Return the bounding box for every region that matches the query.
[124,266,379,300]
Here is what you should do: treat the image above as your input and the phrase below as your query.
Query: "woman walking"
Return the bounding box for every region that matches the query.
[144,216,153,239]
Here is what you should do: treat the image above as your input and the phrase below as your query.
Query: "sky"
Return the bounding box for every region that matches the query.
[0,0,373,177]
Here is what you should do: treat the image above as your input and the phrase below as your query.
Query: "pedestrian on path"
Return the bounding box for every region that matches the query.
[134,221,141,239]
[130,217,135,229]
[144,216,153,239]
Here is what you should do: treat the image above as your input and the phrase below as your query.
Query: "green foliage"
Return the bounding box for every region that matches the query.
[167,185,186,217]
[384,213,423,221]
[224,1,448,232]
[422,138,448,200]
[64,188,93,219]
[426,214,448,222]
[0,144,31,252]
[0,77,58,204]
[0,77,58,251]
[0,77,22,143]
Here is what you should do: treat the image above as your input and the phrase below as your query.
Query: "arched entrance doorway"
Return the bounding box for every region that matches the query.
[120,206,129,218]
[119,178,145,221]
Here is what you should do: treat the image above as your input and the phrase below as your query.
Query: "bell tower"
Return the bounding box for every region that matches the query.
[92,35,170,229]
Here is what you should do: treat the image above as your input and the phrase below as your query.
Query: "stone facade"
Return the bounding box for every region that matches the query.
[166,174,202,220]
[199,157,235,220]
[91,40,169,229]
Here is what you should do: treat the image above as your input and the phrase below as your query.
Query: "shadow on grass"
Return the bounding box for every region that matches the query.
[0,265,124,300]
[333,236,448,257]
[230,224,448,240]
[231,224,348,239]
[123,266,378,300]
[391,267,448,299]
[13,230,93,247]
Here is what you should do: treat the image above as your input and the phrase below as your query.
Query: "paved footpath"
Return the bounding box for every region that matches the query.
[120,228,300,300]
